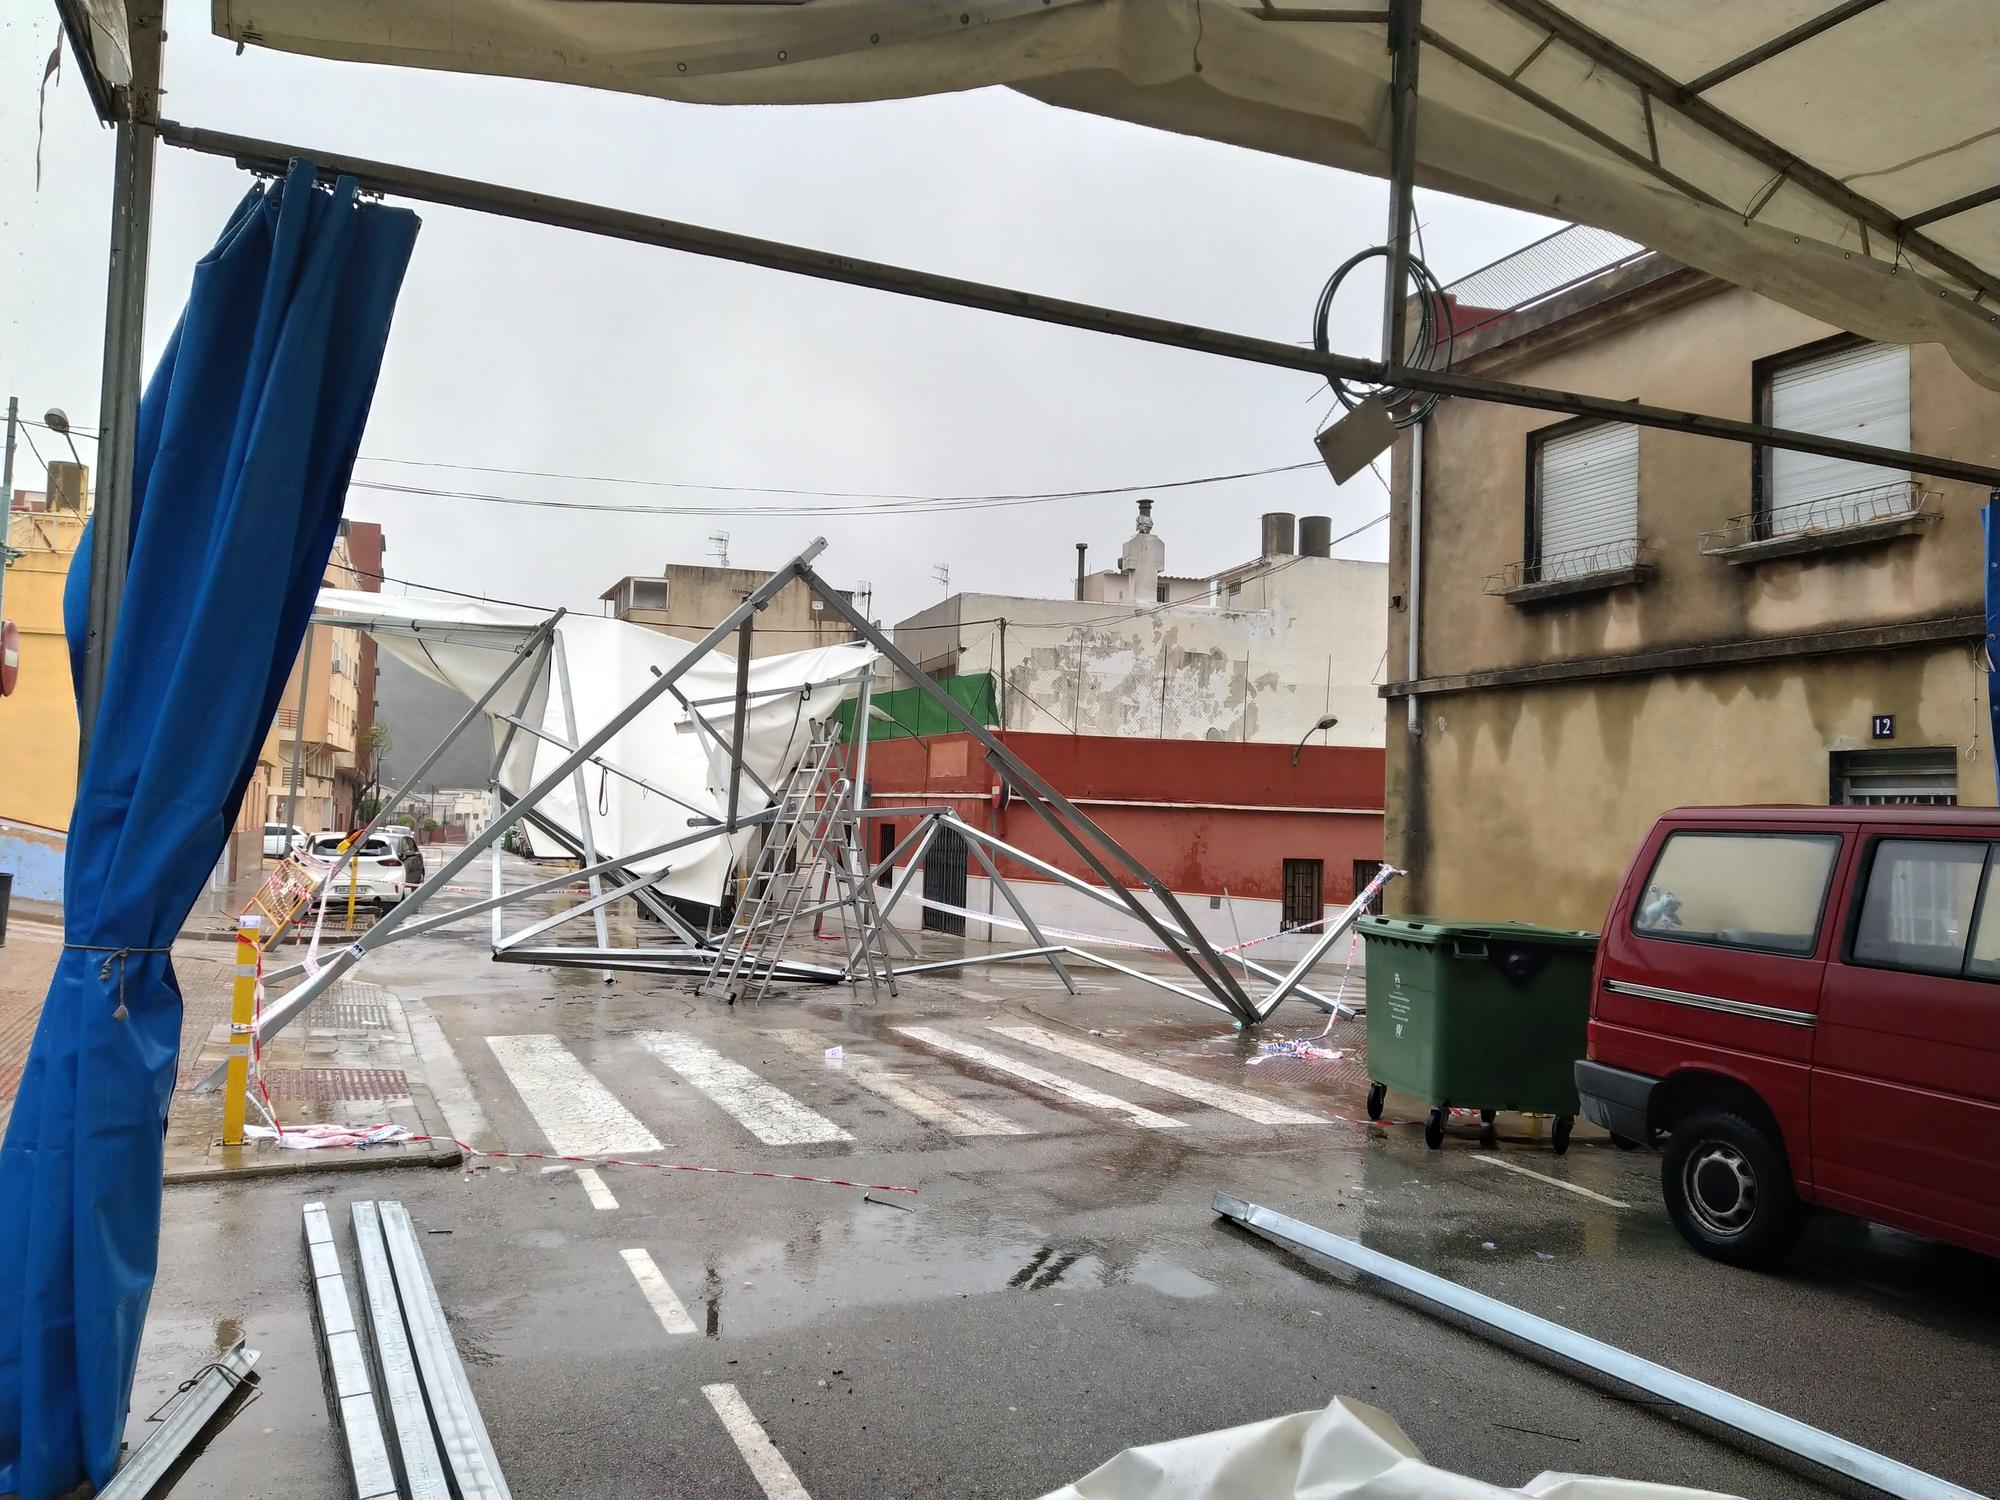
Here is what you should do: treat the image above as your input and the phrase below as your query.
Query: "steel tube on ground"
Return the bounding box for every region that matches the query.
[1212,1193,1984,1500]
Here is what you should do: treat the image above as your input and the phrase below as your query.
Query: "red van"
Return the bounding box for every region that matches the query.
[1576,806,2000,1266]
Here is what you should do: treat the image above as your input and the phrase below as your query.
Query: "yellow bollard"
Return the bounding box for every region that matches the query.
[221,915,261,1147]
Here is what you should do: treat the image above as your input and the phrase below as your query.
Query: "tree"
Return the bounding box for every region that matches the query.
[358,722,395,823]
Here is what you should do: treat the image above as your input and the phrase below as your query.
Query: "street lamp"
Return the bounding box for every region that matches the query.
[42,408,84,466]
[1291,713,1340,766]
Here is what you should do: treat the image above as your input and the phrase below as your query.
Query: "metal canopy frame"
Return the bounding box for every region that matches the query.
[198,540,1396,1092]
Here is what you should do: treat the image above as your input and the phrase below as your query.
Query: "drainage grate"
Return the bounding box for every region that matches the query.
[259,1067,410,1101]
[322,1001,393,1031]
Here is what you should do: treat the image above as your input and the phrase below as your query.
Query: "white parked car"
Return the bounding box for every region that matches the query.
[302,832,415,912]
[263,823,306,859]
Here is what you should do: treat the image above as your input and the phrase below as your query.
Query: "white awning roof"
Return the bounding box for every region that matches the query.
[216,0,1999,388]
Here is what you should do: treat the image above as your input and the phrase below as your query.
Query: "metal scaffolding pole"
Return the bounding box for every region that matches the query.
[552,632,615,979]
[78,3,163,768]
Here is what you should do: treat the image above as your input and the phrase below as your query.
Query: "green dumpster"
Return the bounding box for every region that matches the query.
[1358,916,1598,1153]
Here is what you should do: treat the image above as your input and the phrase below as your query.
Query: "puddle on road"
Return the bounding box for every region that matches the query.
[693,1205,1216,1338]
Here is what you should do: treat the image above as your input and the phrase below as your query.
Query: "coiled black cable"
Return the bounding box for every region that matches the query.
[1311,246,1455,427]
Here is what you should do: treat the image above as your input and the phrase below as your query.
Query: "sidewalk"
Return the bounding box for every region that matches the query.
[0,901,458,1178]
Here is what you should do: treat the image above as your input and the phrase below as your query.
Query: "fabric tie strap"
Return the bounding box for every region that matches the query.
[65,944,173,1020]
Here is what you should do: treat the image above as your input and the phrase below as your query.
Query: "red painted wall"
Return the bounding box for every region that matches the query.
[863,732,1384,905]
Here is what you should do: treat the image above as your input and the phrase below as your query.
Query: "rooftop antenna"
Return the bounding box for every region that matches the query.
[708,531,731,568]
[932,562,950,598]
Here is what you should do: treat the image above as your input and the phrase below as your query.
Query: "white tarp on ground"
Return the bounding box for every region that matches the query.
[1036,1398,1739,1500]
[216,0,1999,389]
[314,588,875,906]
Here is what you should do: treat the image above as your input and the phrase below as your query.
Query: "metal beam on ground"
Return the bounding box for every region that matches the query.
[96,1342,259,1499]
[1213,1192,1984,1500]
[302,1202,398,1500]
[152,121,2000,490]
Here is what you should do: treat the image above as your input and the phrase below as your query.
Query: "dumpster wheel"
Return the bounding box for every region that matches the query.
[1365,1082,1387,1121]
[1423,1107,1446,1149]
[1551,1115,1574,1155]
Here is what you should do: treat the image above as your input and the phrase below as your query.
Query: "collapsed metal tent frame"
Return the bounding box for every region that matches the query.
[203,539,1399,1088]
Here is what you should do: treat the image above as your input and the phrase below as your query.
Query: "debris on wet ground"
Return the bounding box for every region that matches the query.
[243,1121,415,1149]
[1249,1038,1347,1065]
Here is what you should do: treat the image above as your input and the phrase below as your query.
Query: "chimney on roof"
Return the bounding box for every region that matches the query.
[1119,498,1164,604]
[1260,511,1296,558]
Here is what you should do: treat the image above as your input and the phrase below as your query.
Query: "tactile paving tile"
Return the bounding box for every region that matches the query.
[259,1067,410,1101]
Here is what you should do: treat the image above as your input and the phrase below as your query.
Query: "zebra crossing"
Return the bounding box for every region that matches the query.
[481,1021,1328,1172]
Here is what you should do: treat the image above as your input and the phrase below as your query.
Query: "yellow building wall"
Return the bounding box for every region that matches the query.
[0,509,87,831]
[1386,643,1995,930]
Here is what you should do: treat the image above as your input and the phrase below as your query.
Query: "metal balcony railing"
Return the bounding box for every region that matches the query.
[1483,538,1646,595]
[1700,480,1937,554]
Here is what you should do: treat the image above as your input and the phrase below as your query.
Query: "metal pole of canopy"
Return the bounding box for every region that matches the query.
[725,617,754,832]
[78,2,163,769]
[1380,0,1422,375]
[151,120,2000,490]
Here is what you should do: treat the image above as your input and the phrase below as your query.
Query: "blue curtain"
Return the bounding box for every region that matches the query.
[0,161,417,1498]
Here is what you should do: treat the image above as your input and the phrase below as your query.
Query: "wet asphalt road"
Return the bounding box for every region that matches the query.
[133,896,1999,1500]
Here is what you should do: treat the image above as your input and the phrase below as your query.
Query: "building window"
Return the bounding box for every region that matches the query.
[1756,338,1910,538]
[1831,747,1957,806]
[1155,580,1168,603]
[1851,838,1990,978]
[621,578,670,614]
[1352,860,1385,915]
[1527,419,1640,582]
[876,823,896,887]
[1281,858,1323,931]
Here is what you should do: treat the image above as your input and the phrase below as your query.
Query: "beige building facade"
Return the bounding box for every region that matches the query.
[269,533,365,835]
[601,563,855,657]
[895,505,1388,748]
[1384,251,2000,930]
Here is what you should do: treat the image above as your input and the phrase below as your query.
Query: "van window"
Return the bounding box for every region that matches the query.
[1852,838,1989,976]
[1633,831,1841,956]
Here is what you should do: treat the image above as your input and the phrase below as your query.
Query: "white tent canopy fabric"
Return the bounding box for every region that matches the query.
[315,588,875,906]
[217,0,1999,389]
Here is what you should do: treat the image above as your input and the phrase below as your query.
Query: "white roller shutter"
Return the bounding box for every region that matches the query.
[1768,342,1909,531]
[1537,421,1638,576]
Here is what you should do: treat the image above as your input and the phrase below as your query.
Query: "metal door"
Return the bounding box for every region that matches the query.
[923,825,968,934]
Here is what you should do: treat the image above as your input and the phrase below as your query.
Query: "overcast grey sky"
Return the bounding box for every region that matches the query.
[3,2,1557,628]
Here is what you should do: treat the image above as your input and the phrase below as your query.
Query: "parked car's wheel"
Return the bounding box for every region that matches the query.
[1661,1107,1804,1267]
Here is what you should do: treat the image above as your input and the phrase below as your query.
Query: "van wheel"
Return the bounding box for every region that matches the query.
[1661,1108,1804,1267]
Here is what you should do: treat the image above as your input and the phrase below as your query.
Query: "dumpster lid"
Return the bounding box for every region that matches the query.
[1358,915,1598,949]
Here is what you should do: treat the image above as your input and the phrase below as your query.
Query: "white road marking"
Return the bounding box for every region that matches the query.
[895,1026,1184,1130]
[575,1167,619,1211]
[621,1247,697,1336]
[1474,1152,1632,1208]
[484,1034,663,1157]
[704,1383,814,1500]
[634,1032,851,1145]
[989,1024,1327,1125]
[404,997,496,1150]
[769,1029,1026,1136]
